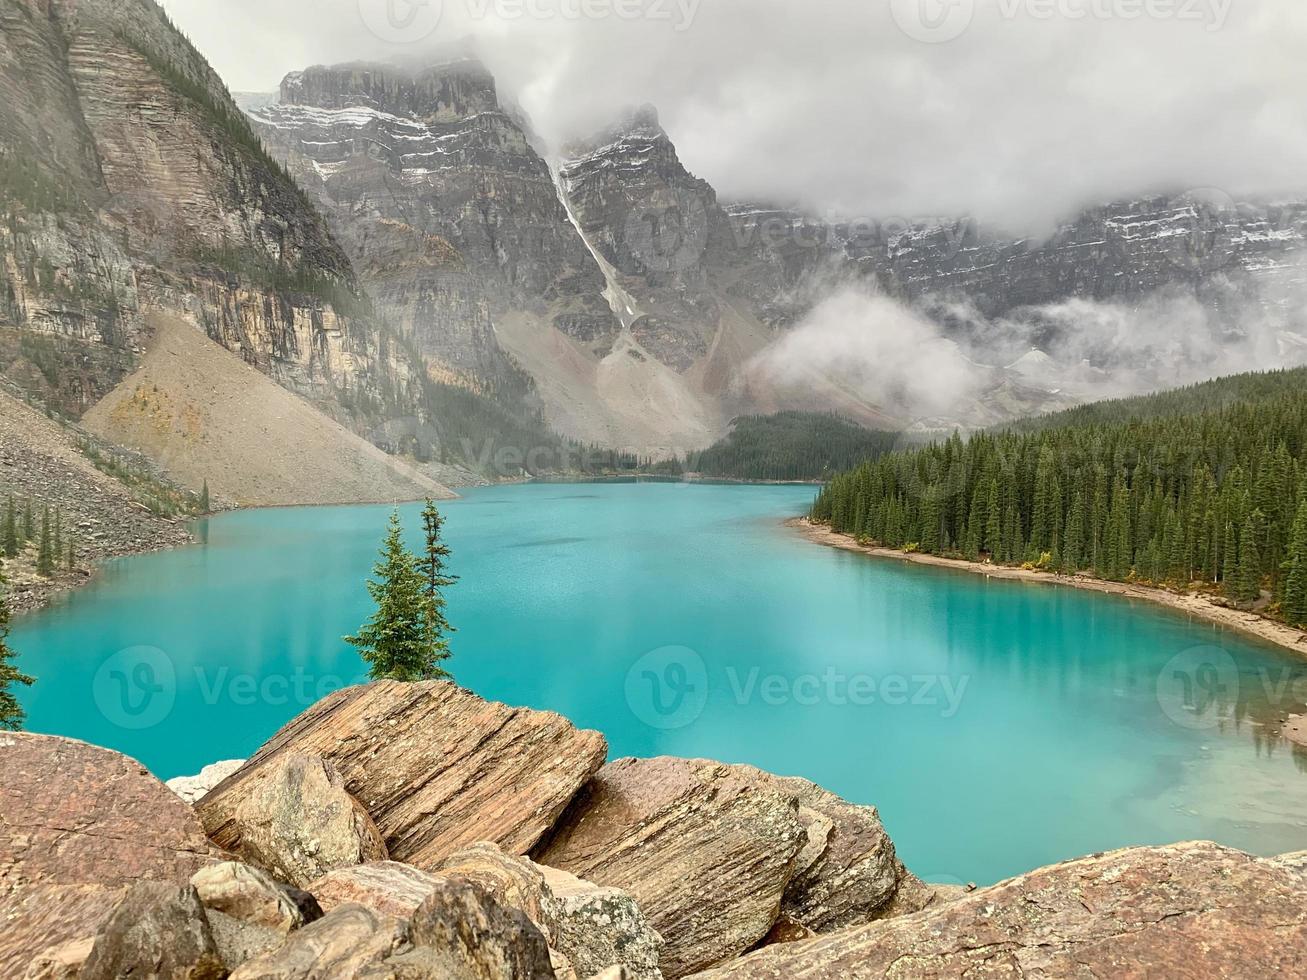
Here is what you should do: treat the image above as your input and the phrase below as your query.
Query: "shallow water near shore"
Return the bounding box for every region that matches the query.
[14,481,1307,885]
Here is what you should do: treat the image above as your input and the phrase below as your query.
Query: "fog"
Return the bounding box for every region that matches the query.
[752,266,1307,426]
[156,0,1307,421]
[162,0,1307,233]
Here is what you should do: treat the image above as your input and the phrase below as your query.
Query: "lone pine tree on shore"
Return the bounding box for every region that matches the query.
[417,498,457,651]
[346,511,451,682]
[0,562,35,731]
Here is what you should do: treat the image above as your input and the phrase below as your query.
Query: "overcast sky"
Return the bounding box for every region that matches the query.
[161,0,1307,233]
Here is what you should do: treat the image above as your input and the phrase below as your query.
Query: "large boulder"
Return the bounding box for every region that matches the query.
[191,860,324,967]
[536,758,807,978]
[0,733,216,977]
[191,861,318,933]
[1271,850,1307,882]
[231,879,559,979]
[309,861,445,917]
[217,753,388,887]
[79,882,227,980]
[689,842,1307,979]
[735,766,922,931]
[541,865,664,980]
[310,847,663,980]
[228,904,411,979]
[198,682,607,869]
[0,732,215,889]
[436,843,560,937]
[405,877,557,979]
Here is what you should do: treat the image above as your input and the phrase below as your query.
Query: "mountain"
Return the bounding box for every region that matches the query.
[237,56,1306,450]
[854,195,1307,319]
[0,0,427,426]
[247,62,614,431]
[556,106,860,436]
[248,80,885,454]
[0,0,467,501]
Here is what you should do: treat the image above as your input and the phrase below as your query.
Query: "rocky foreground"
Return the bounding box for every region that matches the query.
[3,681,1306,979]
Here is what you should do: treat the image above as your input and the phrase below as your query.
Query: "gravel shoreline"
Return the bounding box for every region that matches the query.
[790,518,1307,659]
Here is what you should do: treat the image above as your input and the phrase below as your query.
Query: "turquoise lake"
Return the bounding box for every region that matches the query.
[14,481,1307,885]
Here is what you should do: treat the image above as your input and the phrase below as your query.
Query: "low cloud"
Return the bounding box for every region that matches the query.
[750,265,1307,427]
[748,289,988,423]
[163,0,1307,234]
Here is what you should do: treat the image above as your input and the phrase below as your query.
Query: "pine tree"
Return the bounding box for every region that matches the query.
[961,486,980,558]
[1063,491,1086,572]
[199,480,210,513]
[1237,511,1264,604]
[52,508,62,562]
[417,499,457,652]
[1,496,16,558]
[984,479,1001,558]
[808,376,1307,614]
[1283,499,1307,627]
[1031,445,1062,556]
[66,538,76,572]
[36,508,53,578]
[21,499,33,544]
[345,512,450,682]
[0,562,35,731]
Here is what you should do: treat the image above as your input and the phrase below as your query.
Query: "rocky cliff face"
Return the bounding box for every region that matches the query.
[853,195,1307,319]
[237,59,1305,448]
[552,105,862,448]
[248,76,864,455]
[558,107,838,369]
[249,61,615,414]
[0,0,421,429]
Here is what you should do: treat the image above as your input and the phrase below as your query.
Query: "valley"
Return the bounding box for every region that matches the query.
[2,2,1307,976]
